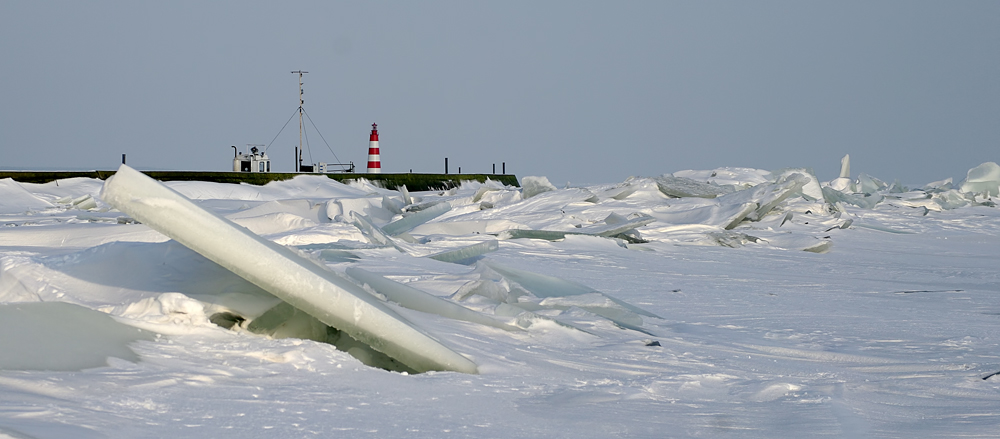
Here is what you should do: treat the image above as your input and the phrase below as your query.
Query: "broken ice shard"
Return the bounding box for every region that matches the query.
[100,165,477,374]
[821,186,882,209]
[829,154,853,192]
[499,213,654,243]
[426,240,499,263]
[381,201,451,236]
[654,175,733,198]
[521,176,557,199]
[716,174,808,221]
[344,267,520,332]
[650,201,757,230]
[499,229,575,241]
[351,212,404,250]
[839,154,851,179]
[857,173,887,195]
[582,214,656,237]
[768,168,823,201]
[481,261,660,319]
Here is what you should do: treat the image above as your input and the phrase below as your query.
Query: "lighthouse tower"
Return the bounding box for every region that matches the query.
[367,123,381,174]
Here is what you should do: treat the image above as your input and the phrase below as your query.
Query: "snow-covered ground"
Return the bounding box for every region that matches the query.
[1,162,999,438]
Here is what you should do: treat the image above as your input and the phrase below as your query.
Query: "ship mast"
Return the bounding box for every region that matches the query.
[291,70,308,172]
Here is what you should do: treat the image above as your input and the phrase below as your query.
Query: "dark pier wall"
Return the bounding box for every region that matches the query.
[0,171,519,192]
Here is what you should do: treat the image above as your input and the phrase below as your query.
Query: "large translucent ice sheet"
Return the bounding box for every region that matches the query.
[101,165,477,374]
[960,162,1000,196]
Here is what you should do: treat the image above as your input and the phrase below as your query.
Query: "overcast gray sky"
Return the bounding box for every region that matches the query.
[1,1,997,186]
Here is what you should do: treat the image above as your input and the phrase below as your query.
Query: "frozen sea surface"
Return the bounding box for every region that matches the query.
[0,165,998,438]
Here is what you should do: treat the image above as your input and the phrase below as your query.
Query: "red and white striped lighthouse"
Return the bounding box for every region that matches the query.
[367,123,381,174]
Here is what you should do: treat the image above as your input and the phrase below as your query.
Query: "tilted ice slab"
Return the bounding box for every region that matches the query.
[100,165,478,374]
[960,162,1000,197]
[351,212,412,252]
[381,202,451,236]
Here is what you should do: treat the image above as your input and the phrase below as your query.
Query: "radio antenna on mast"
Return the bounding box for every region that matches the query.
[291,70,308,172]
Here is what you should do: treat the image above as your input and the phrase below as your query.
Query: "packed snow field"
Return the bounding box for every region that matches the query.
[1,159,999,438]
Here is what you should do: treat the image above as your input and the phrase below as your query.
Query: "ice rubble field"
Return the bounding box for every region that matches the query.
[1,162,999,438]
